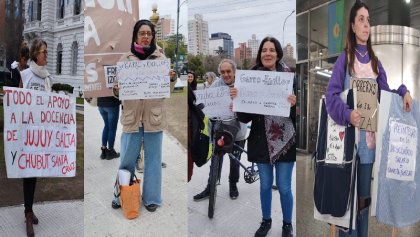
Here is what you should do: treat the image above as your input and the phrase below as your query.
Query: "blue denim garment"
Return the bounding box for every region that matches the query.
[99,106,120,149]
[114,127,163,206]
[376,94,420,227]
[257,162,294,223]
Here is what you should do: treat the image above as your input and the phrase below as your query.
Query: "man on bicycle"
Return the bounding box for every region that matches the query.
[193,59,248,200]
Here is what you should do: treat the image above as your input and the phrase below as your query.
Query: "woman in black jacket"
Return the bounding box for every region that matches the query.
[231,37,296,237]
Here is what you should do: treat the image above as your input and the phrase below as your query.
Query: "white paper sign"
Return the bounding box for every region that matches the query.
[3,87,77,178]
[104,65,117,88]
[386,120,417,181]
[117,59,170,100]
[325,115,346,164]
[194,87,233,119]
[232,70,293,116]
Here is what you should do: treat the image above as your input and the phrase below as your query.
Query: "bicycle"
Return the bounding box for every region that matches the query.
[207,117,259,219]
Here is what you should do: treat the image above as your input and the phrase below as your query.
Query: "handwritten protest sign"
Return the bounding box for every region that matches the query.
[117,59,170,100]
[386,120,417,181]
[104,65,117,88]
[84,1,139,97]
[232,70,293,117]
[350,78,378,132]
[2,87,77,178]
[195,86,233,119]
[325,115,346,164]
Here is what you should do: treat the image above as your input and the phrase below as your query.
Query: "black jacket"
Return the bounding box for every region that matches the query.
[97,96,120,107]
[236,64,296,163]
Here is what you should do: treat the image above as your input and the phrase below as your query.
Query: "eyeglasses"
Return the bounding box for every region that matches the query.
[39,50,48,55]
[138,31,153,37]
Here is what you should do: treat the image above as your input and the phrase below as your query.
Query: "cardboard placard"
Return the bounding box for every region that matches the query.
[117,59,170,100]
[350,78,378,132]
[232,70,294,117]
[3,87,77,178]
[194,86,234,119]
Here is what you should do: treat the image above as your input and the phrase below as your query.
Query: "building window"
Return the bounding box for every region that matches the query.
[71,41,78,75]
[37,0,42,21]
[57,0,64,19]
[56,43,63,75]
[28,1,34,22]
[74,0,81,15]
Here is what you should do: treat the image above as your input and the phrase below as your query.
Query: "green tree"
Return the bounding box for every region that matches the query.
[187,54,205,78]
[203,55,221,75]
[160,34,187,64]
[242,59,251,70]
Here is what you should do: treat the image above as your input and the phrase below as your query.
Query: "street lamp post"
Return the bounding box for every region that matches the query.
[175,0,187,75]
[282,9,295,46]
[175,0,180,74]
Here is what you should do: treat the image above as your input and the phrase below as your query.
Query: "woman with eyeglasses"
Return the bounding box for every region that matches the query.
[111,19,167,213]
[19,38,53,237]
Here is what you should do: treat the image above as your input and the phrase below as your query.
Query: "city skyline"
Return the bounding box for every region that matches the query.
[188,0,296,55]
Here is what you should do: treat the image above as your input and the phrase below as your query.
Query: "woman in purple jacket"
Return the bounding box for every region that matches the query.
[325,2,412,236]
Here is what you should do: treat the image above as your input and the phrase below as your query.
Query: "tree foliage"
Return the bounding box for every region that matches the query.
[158,34,188,64]
[187,54,205,78]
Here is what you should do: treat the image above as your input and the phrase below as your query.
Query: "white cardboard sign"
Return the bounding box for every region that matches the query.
[117,59,170,100]
[232,70,293,117]
[194,86,233,119]
[3,87,77,178]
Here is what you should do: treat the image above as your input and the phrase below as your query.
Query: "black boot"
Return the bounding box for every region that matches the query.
[193,186,210,201]
[254,218,272,237]
[100,146,107,159]
[105,148,120,160]
[229,182,239,199]
[282,222,293,237]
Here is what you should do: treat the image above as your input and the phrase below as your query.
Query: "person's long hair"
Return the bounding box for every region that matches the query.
[188,71,197,90]
[131,19,156,47]
[345,1,378,76]
[255,36,283,70]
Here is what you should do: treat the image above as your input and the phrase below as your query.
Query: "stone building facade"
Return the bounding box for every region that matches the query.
[23,0,83,95]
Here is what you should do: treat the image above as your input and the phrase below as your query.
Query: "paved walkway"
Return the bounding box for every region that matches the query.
[188,137,297,237]
[0,200,83,237]
[83,102,188,236]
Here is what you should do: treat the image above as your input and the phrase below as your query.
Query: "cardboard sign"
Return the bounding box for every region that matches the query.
[3,87,77,178]
[386,120,417,181]
[104,65,117,88]
[325,115,346,164]
[232,70,294,117]
[117,59,171,100]
[84,1,139,97]
[194,86,234,119]
[350,78,378,132]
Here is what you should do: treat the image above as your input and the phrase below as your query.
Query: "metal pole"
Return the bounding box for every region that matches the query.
[282,10,295,46]
[175,0,180,74]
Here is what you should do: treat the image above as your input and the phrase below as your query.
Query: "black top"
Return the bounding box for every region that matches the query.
[97,96,121,107]
[8,67,22,87]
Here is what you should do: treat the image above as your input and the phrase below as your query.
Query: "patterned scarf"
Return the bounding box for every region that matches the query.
[131,42,157,60]
[264,115,296,164]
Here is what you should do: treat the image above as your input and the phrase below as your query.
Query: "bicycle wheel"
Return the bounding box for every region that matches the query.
[208,154,220,219]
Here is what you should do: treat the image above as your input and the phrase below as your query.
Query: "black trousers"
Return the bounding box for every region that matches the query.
[23,178,37,213]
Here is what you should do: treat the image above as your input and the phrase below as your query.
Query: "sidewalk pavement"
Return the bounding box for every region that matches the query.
[0,200,83,237]
[188,138,296,236]
[84,102,187,236]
